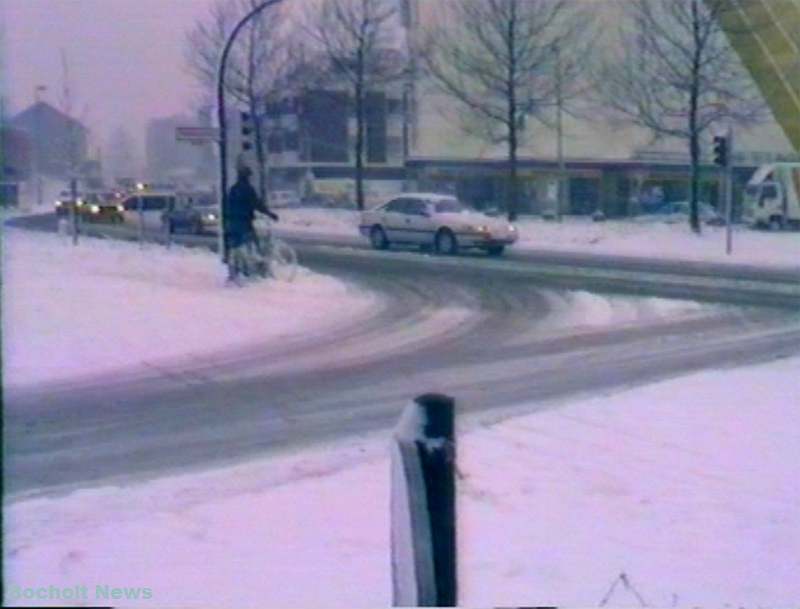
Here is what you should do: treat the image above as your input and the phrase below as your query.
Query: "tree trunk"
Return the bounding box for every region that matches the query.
[689,129,701,234]
[688,0,702,234]
[508,130,519,222]
[354,52,366,211]
[506,1,519,222]
[355,90,365,211]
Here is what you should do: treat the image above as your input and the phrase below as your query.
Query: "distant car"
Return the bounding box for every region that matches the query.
[54,190,78,216]
[81,192,125,224]
[163,193,218,234]
[359,193,518,256]
[269,190,301,208]
[646,200,725,226]
[55,191,124,223]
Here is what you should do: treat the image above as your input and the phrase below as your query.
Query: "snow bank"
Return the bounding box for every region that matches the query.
[1,229,376,387]
[256,208,359,237]
[267,208,799,269]
[543,290,707,331]
[5,356,799,607]
[513,216,800,268]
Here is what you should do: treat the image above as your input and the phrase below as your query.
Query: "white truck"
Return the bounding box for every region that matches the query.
[742,162,800,230]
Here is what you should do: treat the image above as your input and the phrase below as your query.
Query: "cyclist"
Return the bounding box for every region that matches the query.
[225,165,279,282]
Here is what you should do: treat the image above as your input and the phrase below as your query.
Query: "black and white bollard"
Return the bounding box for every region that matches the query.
[391,393,457,607]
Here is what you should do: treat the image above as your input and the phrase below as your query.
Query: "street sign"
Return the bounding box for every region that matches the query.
[175,126,220,143]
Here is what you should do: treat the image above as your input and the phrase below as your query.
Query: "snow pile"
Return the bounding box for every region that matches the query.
[261,208,799,269]
[513,216,800,268]
[1,228,376,387]
[257,208,359,236]
[5,356,799,607]
[543,290,707,332]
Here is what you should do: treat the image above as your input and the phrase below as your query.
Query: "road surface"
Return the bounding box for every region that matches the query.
[5,215,800,500]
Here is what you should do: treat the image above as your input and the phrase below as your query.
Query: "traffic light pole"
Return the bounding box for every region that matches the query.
[713,127,734,255]
[725,130,734,255]
[216,0,284,263]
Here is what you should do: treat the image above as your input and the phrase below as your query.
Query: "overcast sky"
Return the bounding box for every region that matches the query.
[2,0,218,153]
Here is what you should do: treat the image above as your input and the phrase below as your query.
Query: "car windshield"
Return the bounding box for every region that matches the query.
[433,199,466,213]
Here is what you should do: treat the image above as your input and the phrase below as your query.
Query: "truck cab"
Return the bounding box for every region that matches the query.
[743,163,800,230]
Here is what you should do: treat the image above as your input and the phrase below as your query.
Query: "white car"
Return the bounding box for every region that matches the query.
[120,191,176,231]
[359,193,518,255]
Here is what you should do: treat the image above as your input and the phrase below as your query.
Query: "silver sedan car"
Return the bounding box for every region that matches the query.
[359,193,518,256]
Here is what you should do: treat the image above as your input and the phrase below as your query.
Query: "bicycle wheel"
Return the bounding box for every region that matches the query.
[269,238,298,282]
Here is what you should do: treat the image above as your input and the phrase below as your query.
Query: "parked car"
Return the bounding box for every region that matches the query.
[643,200,725,226]
[163,192,218,234]
[359,193,518,256]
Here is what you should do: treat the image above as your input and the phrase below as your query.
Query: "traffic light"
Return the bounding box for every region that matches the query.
[713,135,728,167]
[241,111,254,152]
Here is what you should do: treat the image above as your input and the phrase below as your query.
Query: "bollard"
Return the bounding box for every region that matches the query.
[391,393,456,607]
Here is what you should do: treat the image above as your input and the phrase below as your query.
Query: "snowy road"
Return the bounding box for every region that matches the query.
[5,232,800,500]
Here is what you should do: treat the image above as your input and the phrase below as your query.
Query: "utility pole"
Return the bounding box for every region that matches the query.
[216,0,285,264]
[33,85,47,209]
[713,125,734,255]
[553,43,566,221]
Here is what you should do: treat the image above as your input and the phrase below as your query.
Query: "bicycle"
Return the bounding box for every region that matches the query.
[228,218,298,283]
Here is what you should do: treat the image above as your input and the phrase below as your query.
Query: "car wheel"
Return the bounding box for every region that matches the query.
[370,225,389,250]
[487,245,505,256]
[435,228,458,255]
[768,216,784,231]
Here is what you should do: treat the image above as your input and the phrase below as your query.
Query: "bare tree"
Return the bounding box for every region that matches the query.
[423,0,592,221]
[303,0,408,211]
[185,0,291,198]
[598,0,764,233]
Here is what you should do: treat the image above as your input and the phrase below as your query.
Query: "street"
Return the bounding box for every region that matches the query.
[5,216,800,499]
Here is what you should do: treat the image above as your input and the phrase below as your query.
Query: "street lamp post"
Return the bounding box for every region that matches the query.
[216,0,285,263]
[33,85,47,208]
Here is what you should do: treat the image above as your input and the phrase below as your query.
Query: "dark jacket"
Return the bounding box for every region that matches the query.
[226,178,268,236]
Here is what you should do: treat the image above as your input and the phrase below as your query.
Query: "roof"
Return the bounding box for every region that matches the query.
[10,101,88,133]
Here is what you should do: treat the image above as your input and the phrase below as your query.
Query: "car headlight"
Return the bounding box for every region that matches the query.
[54,200,62,208]
[205,213,217,221]
[76,198,84,207]
[509,225,517,232]
[116,205,124,212]
[90,205,100,214]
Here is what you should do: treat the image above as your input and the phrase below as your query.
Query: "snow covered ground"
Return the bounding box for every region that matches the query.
[269,208,800,269]
[5,355,798,607]
[2,227,713,388]
[1,228,378,387]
